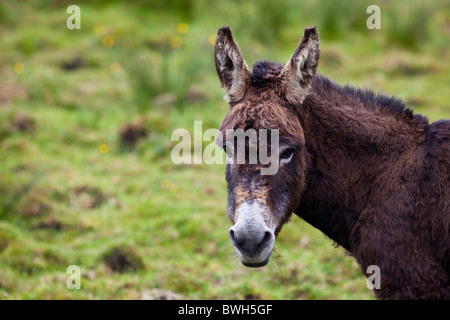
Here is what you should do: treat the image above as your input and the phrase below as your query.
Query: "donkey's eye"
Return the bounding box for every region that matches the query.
[280,148,295,160]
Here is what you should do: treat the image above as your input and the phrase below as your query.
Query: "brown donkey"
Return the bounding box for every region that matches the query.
[214,26,449,299]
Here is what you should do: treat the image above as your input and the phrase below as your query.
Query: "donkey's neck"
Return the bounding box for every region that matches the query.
[294,75,428,251]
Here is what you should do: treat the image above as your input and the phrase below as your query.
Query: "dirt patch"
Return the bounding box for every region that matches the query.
[12,113,36,133]
[34,217,65,231]
[118,120,148,148]
[60,57,86,71]
[21,199,50,218]
[0,112,36,140]
[140,289,183,300]
[101,244,144,273]
[70,186,119,211]
[244,293,263,300]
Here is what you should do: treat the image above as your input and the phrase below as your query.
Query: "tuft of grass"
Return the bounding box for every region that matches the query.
[0,169,46,221]
[122,30,209,113]
[309,0,368,40]
[384,1,433,50]
[231,0,295,45]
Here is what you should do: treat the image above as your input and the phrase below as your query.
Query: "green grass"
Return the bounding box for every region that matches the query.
[0,0,448,300]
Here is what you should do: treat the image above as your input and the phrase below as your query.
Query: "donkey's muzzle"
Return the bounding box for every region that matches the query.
[229,202,275,267]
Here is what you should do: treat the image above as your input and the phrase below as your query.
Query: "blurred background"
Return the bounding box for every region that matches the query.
[0,0,448,299]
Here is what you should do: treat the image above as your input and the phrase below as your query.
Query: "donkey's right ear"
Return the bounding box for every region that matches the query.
[215,26,251,103]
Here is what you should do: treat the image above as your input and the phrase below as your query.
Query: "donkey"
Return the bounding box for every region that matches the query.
[214,26,450,299]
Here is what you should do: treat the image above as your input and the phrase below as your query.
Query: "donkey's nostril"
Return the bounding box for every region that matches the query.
[261,231,272,247]
[229,228,240,246]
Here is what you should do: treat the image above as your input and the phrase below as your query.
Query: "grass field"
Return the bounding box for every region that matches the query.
[0,0,448,299]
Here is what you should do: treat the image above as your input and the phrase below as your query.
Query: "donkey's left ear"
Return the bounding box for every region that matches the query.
[215,26,251,103]
[281,26,320,105]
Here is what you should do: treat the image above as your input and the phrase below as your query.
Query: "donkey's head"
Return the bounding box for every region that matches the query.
[215,26,320,267]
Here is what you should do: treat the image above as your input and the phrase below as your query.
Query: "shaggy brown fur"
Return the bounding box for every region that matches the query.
[215,26,450,299]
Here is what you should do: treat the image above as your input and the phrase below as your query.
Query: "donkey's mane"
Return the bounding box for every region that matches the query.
[311,74,416,121]
[250,60,420,122]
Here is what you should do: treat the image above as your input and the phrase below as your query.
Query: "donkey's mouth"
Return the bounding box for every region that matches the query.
[233,242,274,268]
[234,244,274,268]
[241,257,270,268]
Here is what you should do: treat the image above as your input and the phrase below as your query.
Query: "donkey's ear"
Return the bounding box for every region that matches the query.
[215,26,251,103]
[281,26,320,105]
